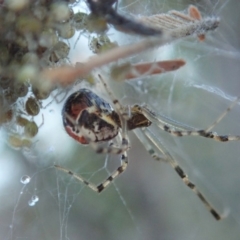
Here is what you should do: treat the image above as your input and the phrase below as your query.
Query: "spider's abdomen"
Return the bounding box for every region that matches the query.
[62,89,121,144]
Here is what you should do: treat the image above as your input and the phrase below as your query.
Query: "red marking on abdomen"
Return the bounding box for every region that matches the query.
[65,126,89,144]
[70,102,88,117]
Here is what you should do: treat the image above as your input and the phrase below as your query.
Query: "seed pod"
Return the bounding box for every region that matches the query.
[0,109,13,125]
[57,22,75,39]
[25,97,40,116]
[73,12,88,30]
[4,89,18,104]
[32,86,51,100]
[14,82,29,97]
[24,121,38,138]
[89,35,117,54]
[86,14,108,33]
[8,135,32,149]
[16,115,29,127]
[49,41,70,63]
[39,29,58,48]
[50,2,71,22]
[0,76,13,89]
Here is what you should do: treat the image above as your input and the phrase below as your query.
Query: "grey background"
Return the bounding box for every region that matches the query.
[1,0,240,240]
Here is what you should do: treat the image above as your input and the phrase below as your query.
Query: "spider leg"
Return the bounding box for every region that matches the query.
[205,96,240,132]
[98,74,126,115]
[54,151,128,192]
[133,128,222,220]
[98,74,130,145]
[134,104,240,142]
[89,133,129,154]
[55,129,129,192]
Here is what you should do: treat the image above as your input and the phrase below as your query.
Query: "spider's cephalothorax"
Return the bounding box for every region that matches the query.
[63,88,122,144]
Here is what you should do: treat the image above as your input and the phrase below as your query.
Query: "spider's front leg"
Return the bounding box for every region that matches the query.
[133,103,240,142]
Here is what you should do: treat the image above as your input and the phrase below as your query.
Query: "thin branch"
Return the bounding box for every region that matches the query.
[41,7,219,86]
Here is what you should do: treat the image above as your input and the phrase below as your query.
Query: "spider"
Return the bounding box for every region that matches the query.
[55,74,240,221]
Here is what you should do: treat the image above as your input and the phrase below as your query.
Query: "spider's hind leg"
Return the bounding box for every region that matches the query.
[133,127,222,220]
[205,96,240,132]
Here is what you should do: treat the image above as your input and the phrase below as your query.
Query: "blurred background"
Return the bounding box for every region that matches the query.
[1,0,240,240]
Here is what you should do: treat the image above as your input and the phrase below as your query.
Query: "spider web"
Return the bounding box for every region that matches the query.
[1,0,240,240]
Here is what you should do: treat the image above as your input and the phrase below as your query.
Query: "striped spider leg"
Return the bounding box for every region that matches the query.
[205,96,240,132]
[133,127,222,220]
[133,102,240,142]
[129,98,240,220]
